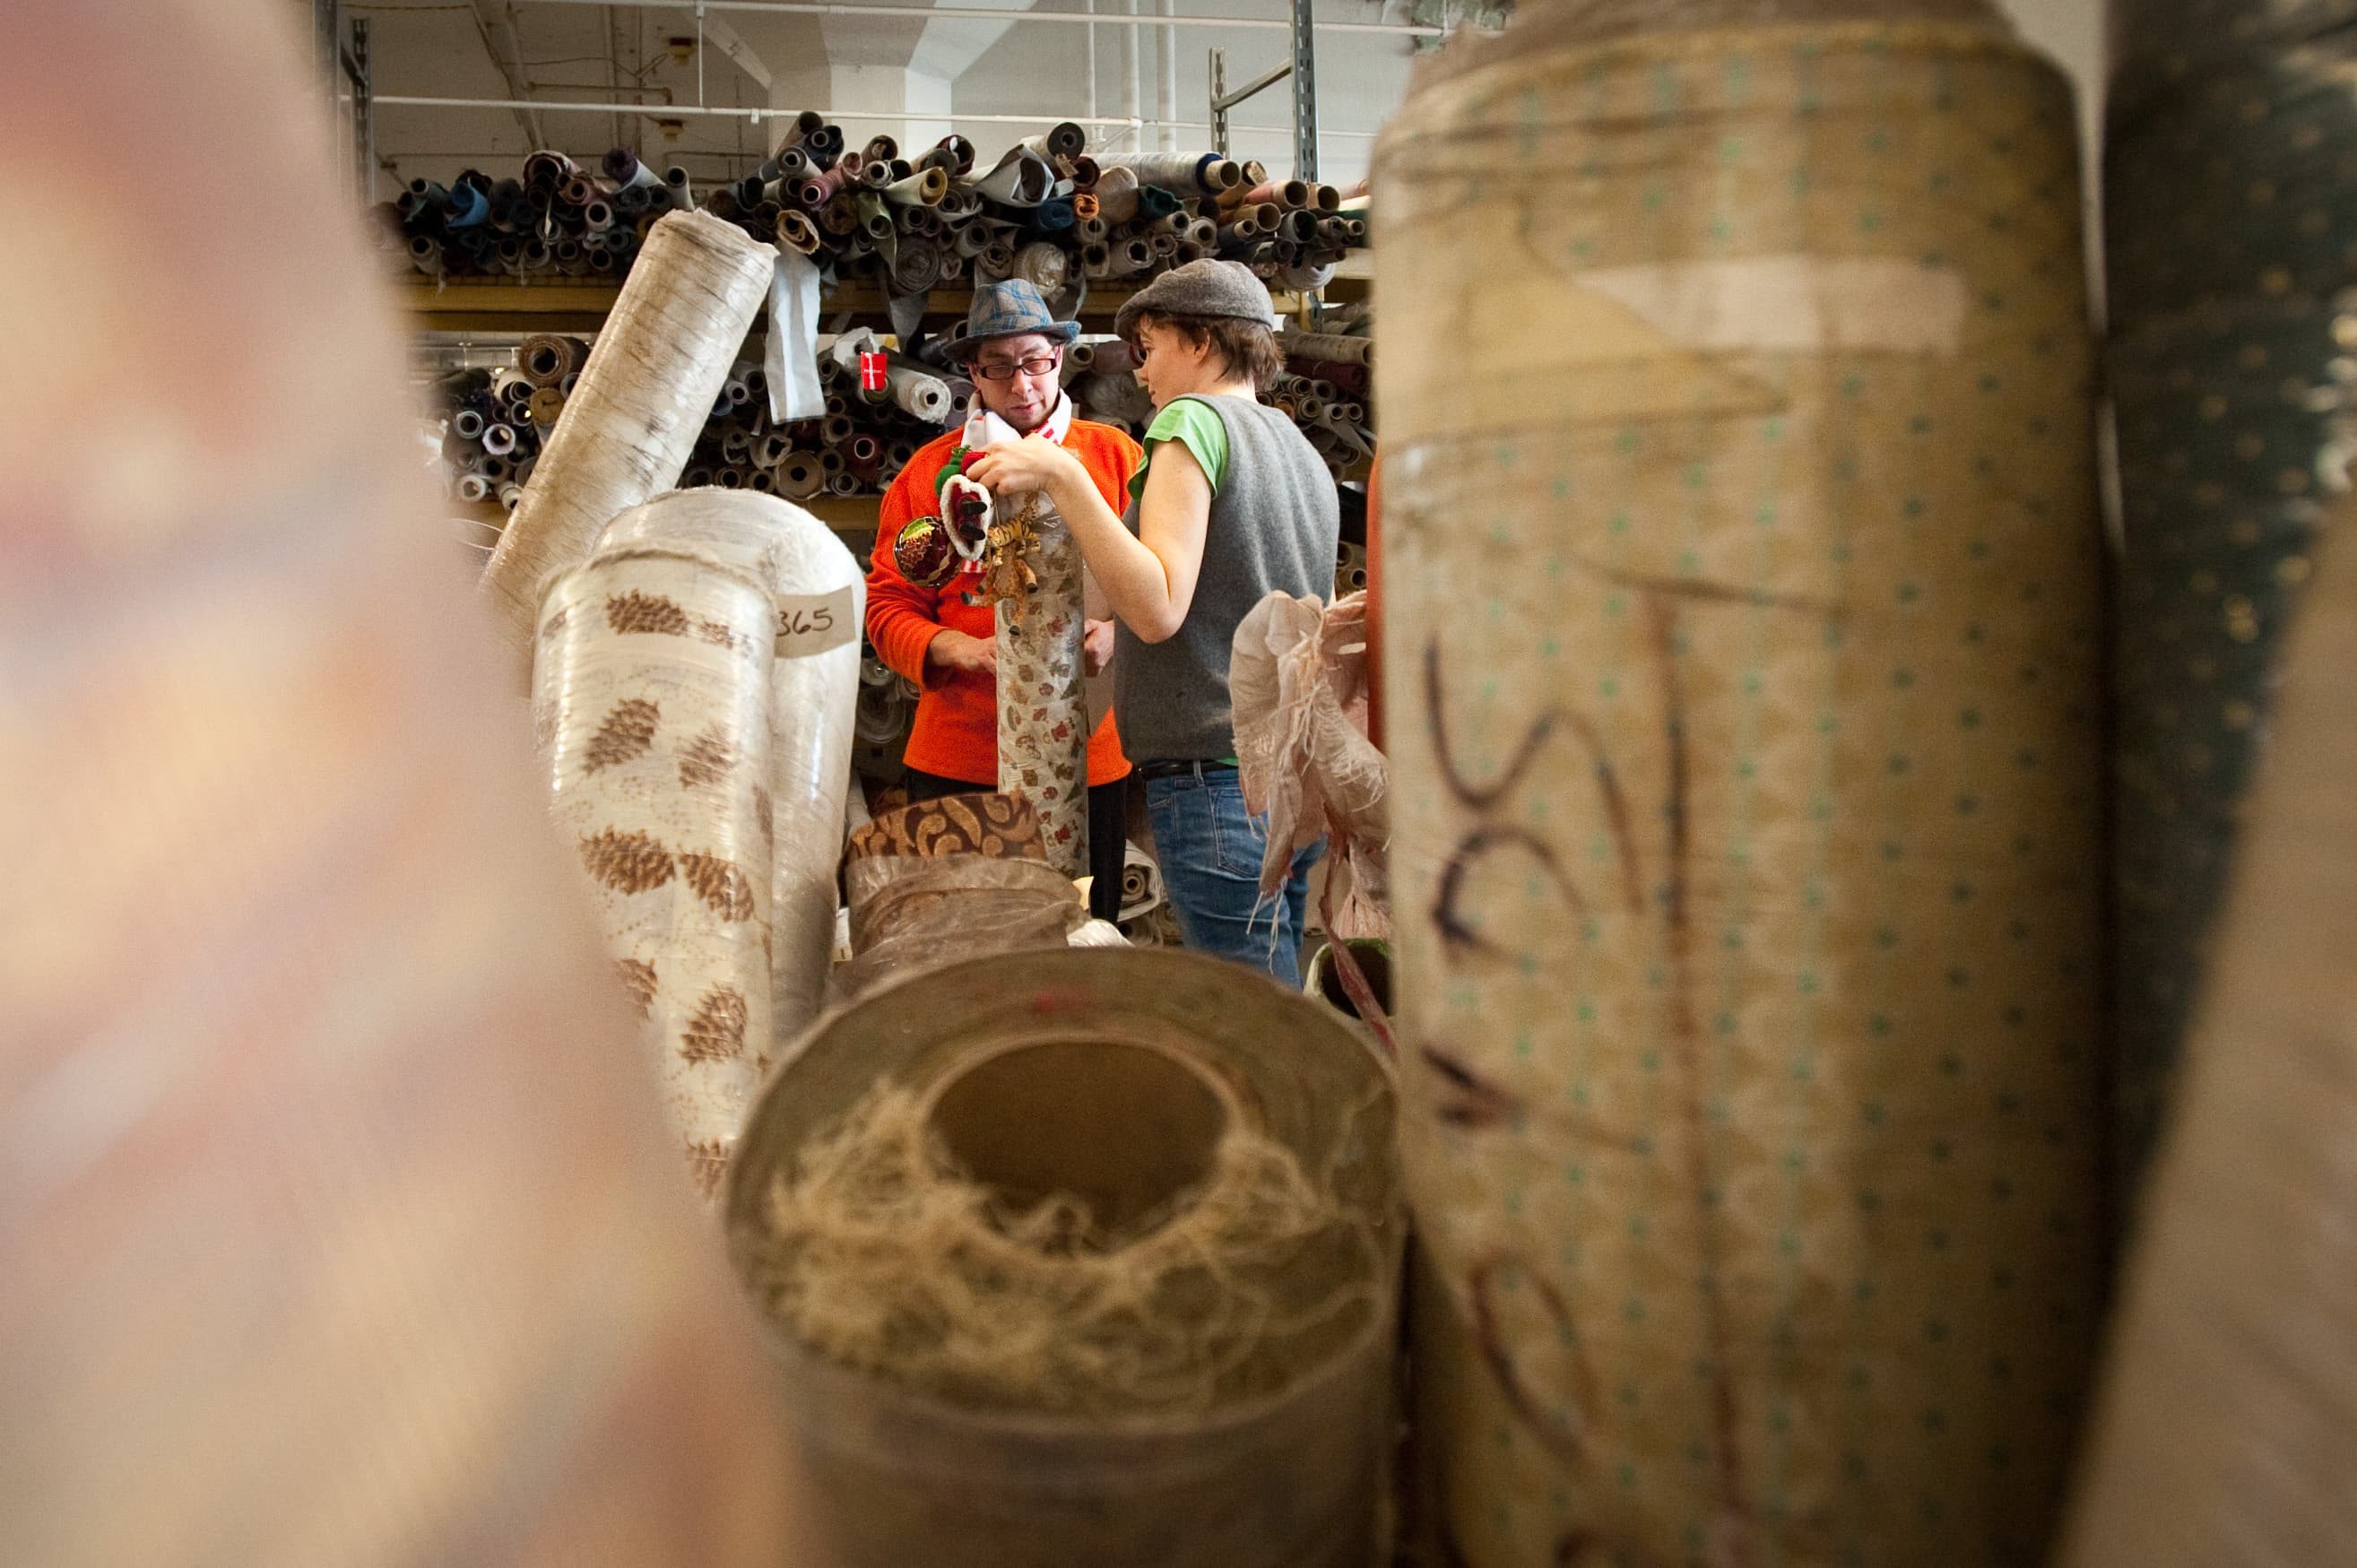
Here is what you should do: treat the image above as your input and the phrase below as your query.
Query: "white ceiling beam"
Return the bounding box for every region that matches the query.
[700,13,776,90]
[466,0,547,147]
[521,0,1445,39]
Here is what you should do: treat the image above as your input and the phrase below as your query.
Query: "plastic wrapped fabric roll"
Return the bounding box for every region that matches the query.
[594,489,866,1053]
[481,209,773,667]
[535,547,777,1199]
[724,948,1403,1568]
[2104,0,2357,1189]
[1376,6,2106,1564]
[1,5,793,1562]
[995,510,1091,878]
[2055,504,2357,1567]
[840,853,1082,995]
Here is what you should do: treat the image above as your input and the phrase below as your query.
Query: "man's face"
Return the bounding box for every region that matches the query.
[971,333,1062,433]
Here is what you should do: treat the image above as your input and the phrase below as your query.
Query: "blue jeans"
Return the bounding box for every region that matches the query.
[1143,767,1323,988]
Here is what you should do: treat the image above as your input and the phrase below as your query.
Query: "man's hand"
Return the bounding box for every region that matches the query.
[1083,619,1115,677]
[925,628,996,676]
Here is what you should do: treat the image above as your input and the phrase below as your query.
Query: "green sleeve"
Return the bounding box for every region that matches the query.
[1127,396,1228,506]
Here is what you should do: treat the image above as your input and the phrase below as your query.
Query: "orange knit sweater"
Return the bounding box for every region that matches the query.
[864,420,1143,787]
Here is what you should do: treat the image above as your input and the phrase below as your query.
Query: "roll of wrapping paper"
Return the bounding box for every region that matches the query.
[1374,7,2106,1565]
[996,509,1091,878]
[2055,502,2357,1567]
[2104,0,2357,1190]
[481,210,772,666]
[722,947,1402,1568]
[2,6,794,1560]
[594,489,866,1055]
[535,547,778,1200]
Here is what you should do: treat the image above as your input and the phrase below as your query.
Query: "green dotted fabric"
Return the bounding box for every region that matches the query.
[1375,24,2106,1568]
[2105,22,2357,1187]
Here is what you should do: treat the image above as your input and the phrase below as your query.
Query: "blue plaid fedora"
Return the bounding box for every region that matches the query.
[946,278,1080,361]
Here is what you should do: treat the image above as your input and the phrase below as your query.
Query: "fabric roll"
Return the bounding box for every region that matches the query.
[1375,6,2107,1564]
[2057,501,2357,1567]
[996,512,1091,878]
[594,489,865,1054]
[481,210,773,667]
[2105,0,2357,1188]
[723,948,1402,1568]
[535,547,778,1200]
[2,7,793,1562]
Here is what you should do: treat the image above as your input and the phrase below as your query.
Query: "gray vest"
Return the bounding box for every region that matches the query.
[1113,395,1340,761]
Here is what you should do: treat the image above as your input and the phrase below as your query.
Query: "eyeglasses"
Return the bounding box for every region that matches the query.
[972,353,1062,381]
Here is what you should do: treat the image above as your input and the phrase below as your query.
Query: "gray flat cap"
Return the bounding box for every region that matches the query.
[1114,258,1280,340]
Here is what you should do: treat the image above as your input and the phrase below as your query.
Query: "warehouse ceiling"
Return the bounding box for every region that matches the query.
[330,0,1449,195]
[329,0,2099,203]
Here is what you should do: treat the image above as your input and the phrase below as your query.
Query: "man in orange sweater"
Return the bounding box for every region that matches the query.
[865,279,1143,920]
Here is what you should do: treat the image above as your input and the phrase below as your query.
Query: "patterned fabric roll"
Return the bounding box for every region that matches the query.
[1377,6,2107,1564]
[846,791,1049,864]
[2105,0,2357,1187]
[997,511,1092,878]
[537,547,777,1201]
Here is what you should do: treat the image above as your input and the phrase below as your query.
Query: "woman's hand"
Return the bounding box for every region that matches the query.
[965,434,1078,498]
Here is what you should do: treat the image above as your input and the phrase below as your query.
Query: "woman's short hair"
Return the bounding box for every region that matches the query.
[1126,309,1286,395]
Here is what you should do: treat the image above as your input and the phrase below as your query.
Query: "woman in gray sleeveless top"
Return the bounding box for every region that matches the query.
[967,260,1341,984]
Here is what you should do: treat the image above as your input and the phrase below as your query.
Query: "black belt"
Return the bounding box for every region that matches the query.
[1132,758,1237,781]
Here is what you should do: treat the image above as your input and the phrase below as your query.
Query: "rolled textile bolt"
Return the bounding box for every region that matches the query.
[885,361,953,423]
[847,433,882,473]
[1295,396,1327,425]
[822,412,855,445]
[480,455,513,483]
[407,233,446,274]
[1278,259,1337,293]
[888,240,944,297]
[518,333,581,386]
[1089,339,1137,376]
[1092,164,1142,223]
[533,546,777,1196]
[776,454,825,500]
[1280,329,1372,367]
[1191,215,1219,248]
[1120,238,1153,277]
[1241,158,1269,185]
[776,108,826,149]
[732,174,765,208]
[862,134,899,166]
[883,165,949,206]
[752,200,784,232]
[1137,184,1185,220]
[855,160,895,192]
[452,405,487,441]
[481,421,519,457]
[934,133,976,174]
[796,162,848,207]
[818,448,846,478]
[1018,119,1087,164]
[562,173,599,208]
[721,429,753,463]
[938,185,982,220]
[495,369,535,406]
[944,375,976,406]
[819,193,859,235]
[808,124,845,165]
[919,145,960,176]
[775,208,821,256]
[1068,342,1097,372]
[774,146,810,180]
[604,147,663,189]
[854,192,894,239]
[582,197,616,230]
[1339,401,1365,425]
[498,480,525,509]
[457,472,494,503]
[1073,192,1101,221]
[940,251,967,282]
[978,240,1017,281]
[523,147,573,188]
[954,220,997,258]
[888,437,919,468]
[587,247,620,276]
[1207,158,1245,191]
[827,471,862,497]
[1216,222,1261,251]
[1150,232,1179,259]
[1012,240,1070,296]
[1075,214,1111,245]
[1313,183,1341,212]
[684,464,714,488]
[1033,195,1079,231]
[8,0,810,1546]
[1280,209,1320,245]
[707,186,743,221]
[756,432,791,468]
[480,209,774,666]
[1378,3,2106,1562]
[714,466,747,489]
[1278,178,1313,209]
[1070,154,1100,188]
[530,387,568,429]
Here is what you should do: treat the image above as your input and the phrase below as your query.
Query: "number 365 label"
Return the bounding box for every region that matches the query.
[774,586,856,658]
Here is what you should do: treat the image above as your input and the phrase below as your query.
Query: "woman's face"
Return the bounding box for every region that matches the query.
[1131,321,1203,410]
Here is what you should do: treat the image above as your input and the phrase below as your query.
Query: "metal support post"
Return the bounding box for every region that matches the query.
[1208,46,1293,160]
[1291,0,1317,181]
[347,18,374,201]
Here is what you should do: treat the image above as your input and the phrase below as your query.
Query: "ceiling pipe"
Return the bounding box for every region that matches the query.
[524,0,1446,36]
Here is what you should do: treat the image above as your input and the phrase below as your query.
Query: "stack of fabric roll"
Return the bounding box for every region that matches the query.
[384,120,1369,294]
